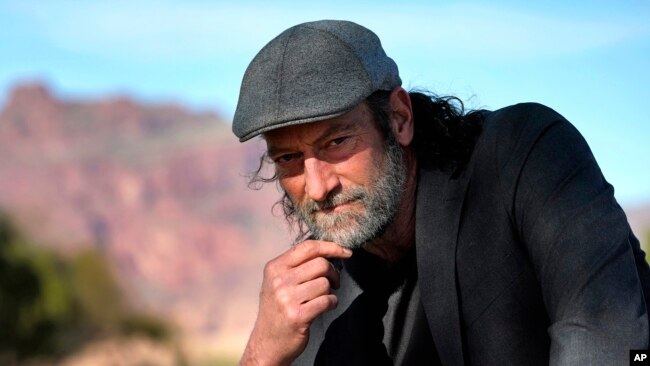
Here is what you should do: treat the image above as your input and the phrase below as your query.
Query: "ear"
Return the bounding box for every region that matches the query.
[388,87,414,146]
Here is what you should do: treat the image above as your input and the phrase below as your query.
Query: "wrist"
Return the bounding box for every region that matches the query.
[239,330,292,366]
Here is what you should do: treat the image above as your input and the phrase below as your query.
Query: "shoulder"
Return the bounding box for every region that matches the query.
[467,102,594,196]
[480,102,568,145]
[472,102,582,168]
[486,102,564,120]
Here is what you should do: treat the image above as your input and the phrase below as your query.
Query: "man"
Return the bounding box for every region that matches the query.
[232,20,650,365]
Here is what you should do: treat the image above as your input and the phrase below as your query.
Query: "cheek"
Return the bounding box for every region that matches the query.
[335,147,381,187]
[279,175,305,203]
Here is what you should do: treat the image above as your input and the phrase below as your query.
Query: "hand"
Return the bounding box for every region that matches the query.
[240,240,353,366]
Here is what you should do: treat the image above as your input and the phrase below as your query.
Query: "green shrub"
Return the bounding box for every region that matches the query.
[0,213,174,360]
[120,313,173,342]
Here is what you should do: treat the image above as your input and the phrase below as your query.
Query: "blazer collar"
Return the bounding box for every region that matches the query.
[415,167,471,366]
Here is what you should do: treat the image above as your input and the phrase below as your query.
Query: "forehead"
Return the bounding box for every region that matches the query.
[263,102,375,149]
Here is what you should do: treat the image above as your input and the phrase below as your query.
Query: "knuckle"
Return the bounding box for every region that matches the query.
[263,261,276,276]
[270,276,284,291]
[275,288,291,306]
[316,276,330,290]
[302,241,318,256]
[316,295,334,311]
[316,257,330,271]
[285,305,301,323]
[310,257,329,276]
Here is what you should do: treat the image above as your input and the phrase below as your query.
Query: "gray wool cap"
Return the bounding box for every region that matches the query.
[232,20,401,142]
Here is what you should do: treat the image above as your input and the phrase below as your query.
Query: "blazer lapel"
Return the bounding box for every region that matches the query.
[416,167,470,366]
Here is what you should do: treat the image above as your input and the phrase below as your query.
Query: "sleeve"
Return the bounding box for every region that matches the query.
[509,114,648,365]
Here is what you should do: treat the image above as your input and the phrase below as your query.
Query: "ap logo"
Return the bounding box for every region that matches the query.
[631,350,650,365]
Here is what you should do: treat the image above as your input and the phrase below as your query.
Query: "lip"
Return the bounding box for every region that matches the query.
[320,200,358,214]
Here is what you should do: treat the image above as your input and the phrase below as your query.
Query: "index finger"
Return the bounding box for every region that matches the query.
[287,240,352,267]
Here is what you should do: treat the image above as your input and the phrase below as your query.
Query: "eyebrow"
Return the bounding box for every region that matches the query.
[314,121,359,145]
[266,145,293,159]
[266,120,360,158]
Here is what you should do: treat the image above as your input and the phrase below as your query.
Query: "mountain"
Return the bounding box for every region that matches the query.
[0,83,291,355]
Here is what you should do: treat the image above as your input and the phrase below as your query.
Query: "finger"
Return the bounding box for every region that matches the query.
[296,277,332,304]
[287,240,352,267]
[298,294,338,323]
[290,257,341,289]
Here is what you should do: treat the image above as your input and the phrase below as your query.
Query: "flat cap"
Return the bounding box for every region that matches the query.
[233,20,401,142]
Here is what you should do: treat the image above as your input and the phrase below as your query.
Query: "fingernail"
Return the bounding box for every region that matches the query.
[343,248,352,255]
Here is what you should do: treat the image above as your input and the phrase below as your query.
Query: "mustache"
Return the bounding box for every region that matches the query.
[300,186,367,214]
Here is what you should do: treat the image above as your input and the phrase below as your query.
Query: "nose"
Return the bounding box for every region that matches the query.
[303,157,339,202]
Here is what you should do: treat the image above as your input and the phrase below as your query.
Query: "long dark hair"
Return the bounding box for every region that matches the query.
[365,90,484,172]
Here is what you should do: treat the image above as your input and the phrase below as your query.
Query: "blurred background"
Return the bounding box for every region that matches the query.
[1,1,649,365]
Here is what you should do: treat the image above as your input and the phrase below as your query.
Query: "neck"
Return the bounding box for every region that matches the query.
[364,149,418,264]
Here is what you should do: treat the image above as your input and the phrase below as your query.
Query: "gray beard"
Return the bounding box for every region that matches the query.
[293,137,407,249]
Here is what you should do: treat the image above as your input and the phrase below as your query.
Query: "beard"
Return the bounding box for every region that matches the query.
[291,136,407,250]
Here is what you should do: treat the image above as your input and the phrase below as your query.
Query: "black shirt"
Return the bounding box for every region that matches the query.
[293,247,440,365]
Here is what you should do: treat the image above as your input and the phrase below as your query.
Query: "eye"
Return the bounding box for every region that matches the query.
[329,136,349,146]
[274,153,301,164]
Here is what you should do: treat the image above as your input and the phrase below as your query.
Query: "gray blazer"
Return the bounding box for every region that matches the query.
[298,103,650,365]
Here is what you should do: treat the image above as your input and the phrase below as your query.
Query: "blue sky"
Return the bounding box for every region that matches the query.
[1,0,649,205]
